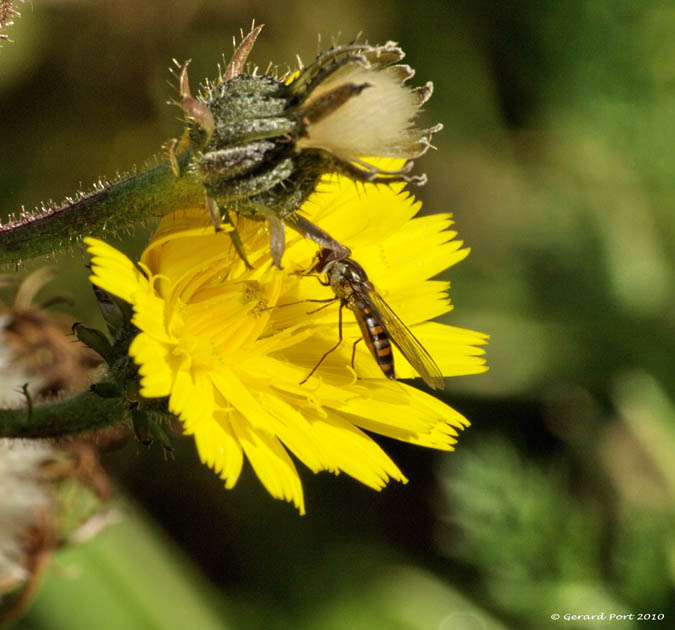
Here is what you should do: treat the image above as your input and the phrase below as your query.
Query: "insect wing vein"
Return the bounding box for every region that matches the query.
[366,288,444,390]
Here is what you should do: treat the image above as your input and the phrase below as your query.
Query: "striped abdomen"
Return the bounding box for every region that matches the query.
[350,297,396,380]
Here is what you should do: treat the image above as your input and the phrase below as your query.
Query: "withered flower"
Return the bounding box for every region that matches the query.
[0,269,100,403]
[174,25,441,267]
[0,271,114,623]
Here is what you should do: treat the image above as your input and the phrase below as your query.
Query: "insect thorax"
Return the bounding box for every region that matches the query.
[324,261,356,302]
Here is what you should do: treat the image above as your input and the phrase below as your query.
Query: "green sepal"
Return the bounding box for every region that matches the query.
[91,284,131,337]
[90,382,122,399]
[131,406,152,445]
[131,407,174,457]
[73,322,114,364]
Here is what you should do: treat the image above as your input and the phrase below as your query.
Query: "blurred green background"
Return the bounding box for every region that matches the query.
[2,1,674,628]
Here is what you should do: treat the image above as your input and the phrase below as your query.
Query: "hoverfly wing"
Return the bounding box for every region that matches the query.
[364,288,445,390]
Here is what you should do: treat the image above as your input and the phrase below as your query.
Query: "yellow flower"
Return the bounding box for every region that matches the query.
[85,167,488,514]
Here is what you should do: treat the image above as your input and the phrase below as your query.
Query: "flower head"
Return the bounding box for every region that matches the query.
[176,30,441,267]
[86,164,487,513]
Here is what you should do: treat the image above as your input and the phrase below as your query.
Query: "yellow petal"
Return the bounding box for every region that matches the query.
[307,410,407,489]
[229,413,305,514]
[192,413,244,489]
[85,237,149,306]
[128,333,173,398]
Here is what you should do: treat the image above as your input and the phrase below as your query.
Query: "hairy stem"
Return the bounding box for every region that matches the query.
[0,152,202,266]
[0,390,130,438]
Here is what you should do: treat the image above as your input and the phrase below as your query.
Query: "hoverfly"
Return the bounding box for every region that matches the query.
[302,249,444,389]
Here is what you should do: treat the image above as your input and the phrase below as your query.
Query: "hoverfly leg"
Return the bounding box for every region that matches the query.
[292,266,331,287]
[285,214,350,260]
[224,211,254,271]
[226,224,254,270]
[300,302,344,385]
[350,337,363,370]
[205,195,254,269]
[260,295,336,313]
[306,297,337,315]
[205,193,222,231]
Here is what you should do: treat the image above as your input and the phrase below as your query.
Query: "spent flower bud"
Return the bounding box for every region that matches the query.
[174,27,442,267]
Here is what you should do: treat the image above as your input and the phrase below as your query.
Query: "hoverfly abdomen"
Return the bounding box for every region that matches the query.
[353,299,396,380]
[312,249,444,389]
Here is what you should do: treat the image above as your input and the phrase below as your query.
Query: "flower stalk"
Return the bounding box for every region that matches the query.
[0,152,202,266]
[0,390,129,439]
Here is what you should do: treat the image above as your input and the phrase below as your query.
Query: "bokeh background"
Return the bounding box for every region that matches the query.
[2,1,674,628]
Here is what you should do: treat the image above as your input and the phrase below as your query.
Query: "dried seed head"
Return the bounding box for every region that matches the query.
[0,440,115,622]
[0,439,56,605]
[177,33,440,189]
[172,30,442,266]
[0,269,101,405]
[296,64,435,161]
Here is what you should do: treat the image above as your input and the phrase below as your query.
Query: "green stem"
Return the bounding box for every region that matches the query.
[0,390,130,438]
[0,152,203,266]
